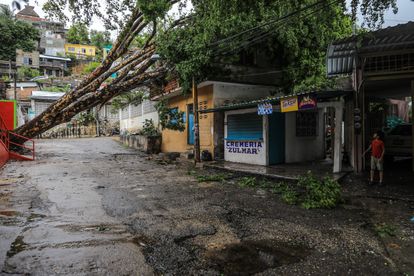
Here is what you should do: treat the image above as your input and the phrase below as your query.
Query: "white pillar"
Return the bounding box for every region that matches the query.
[334,103,344,173]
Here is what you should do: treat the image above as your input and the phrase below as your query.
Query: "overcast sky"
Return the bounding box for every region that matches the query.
[1,0,413,33]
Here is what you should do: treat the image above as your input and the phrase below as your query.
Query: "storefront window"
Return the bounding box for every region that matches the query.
[296,111,318,137]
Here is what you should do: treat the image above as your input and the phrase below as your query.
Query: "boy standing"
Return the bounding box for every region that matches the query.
[364,131,385,185]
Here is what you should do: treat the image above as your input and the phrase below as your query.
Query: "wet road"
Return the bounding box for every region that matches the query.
[0,138,152,275]
[0,138,409,275]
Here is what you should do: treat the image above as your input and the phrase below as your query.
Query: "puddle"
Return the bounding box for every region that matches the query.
[7,236,28,258]
[205,240,310,275]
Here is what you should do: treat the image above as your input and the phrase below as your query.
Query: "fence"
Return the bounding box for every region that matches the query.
[39,123,97,139]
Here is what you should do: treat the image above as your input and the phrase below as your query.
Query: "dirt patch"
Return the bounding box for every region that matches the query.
[205,240,311,275]
[0,210,18,217]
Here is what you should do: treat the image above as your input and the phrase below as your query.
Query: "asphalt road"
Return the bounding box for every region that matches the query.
[0,138,409,275]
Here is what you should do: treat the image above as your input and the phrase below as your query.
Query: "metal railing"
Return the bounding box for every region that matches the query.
[0,115,9,150]
[0,115,35,161]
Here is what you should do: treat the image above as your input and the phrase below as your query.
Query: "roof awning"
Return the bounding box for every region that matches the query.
[327,22,414,76]
[199,90,352,114]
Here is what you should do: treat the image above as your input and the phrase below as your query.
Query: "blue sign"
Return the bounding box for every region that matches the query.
[257,102,273,115]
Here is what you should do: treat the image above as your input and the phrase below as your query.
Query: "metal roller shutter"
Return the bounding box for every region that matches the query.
[227,113,263,140]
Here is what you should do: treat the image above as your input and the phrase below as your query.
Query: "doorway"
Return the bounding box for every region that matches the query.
[188,104,194,145]
[268,112,285,165]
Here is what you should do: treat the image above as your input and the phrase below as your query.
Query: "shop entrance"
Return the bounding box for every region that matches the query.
[268,112,285,165]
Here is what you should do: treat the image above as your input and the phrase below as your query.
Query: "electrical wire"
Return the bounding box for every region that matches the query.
[210,0,343,57]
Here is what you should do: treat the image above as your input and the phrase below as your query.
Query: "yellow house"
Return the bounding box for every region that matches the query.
[161,84,215,157]
[65,44,97,59]
[157,81,274,159]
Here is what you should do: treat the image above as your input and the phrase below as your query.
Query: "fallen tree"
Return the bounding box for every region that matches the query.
[13,0,398,139]
[14,0,176,138]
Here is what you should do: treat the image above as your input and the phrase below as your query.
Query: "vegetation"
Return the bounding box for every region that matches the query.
[67,23,90,44]
[229,172,342,209]
[374,223,397,238]
[139,119,160,137]
[196,173,228,183]
[17,66,40,80]
[77,111,96,126]
[111,91,145,112]
[42,84,71,93]
[0,5,39,60]
[157,0,354,93]
[237,177,258,188]
[298,172,342,209]
[14,0,399,139]
[82,62,101,74]
[155,99,186,131]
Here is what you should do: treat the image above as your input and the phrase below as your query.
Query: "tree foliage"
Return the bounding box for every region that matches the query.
[0,5,39,60]
[17,66,40,80]
[14,0,400,138]
[66,23,90,44]
[90,30,111,49]
[157,0,353,93]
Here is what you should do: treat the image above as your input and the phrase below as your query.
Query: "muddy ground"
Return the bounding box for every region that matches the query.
[0,138,413,275]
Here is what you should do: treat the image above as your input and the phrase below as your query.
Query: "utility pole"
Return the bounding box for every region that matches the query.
[13,72,17,101]
[192,77,201,163]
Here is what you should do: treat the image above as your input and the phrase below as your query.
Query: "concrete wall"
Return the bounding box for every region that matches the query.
[119,100,158,133]
[212,82,273,106]
[285,108,325,163]
[16,50,40,69]
[32,101,52,117]
[224,108,267,166]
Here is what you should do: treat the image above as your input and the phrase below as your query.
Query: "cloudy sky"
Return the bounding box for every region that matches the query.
[1,0,413,32]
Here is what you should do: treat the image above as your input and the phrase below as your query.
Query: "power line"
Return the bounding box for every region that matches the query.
[209,0,341,50]
[211,0,342,57]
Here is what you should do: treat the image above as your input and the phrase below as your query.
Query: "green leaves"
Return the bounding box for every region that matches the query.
[67,23,90,44]
[298,172,342,209]
[155,99,186,132]
[157,0,352,94]
[138,0,170,20]
[17,66,40,81]
[0,14,39,60]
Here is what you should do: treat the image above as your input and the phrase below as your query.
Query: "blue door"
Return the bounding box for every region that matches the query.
[188,105,194,145]
[268,112,285,165]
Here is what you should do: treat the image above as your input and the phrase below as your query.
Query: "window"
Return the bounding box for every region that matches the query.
[68,47,75,52]
[89,49,93,53]
[23,57,33,65]
[296,111,318,137]
[82,48,86,53]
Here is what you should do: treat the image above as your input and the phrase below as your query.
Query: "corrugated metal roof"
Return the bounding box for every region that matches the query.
[31,91,65,101]
[327,22,414,76]
[199,90,351,113]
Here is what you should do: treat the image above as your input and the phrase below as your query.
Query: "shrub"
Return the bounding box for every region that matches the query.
[298,172,342,209]
[237,177,257,188]
[139,119,160,137]
[83,62,101,74]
